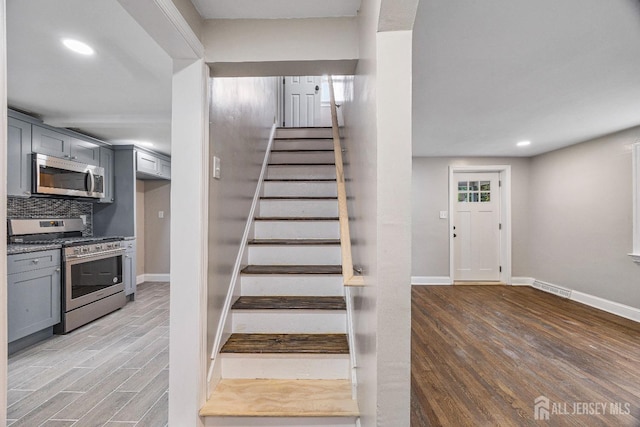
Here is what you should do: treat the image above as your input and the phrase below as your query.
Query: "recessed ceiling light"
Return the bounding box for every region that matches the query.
[517,140,531,147]
[62,38,94,56]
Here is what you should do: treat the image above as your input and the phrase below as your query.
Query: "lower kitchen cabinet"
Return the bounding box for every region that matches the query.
[123,240,137,297]
[7,250,61,343]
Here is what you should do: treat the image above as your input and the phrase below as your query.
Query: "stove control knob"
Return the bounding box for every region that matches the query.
[74,248,80,255]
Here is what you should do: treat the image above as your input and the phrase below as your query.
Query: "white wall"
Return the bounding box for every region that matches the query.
[1,0,8,423]
[341,1,413,424]
[206,76,278,377]
[144,180,171,275]
[135,180,145,275]
[528,127,640,309]
[203,18,358,77]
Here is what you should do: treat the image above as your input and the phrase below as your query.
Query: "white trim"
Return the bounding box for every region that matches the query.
[411,276,453,285]
[449,165,512,284]
[511,277,535,286]
[571,290,640,323]
[0,1,8,424]
[154,0,205,58]
[139,273,171,283]
[632,143,640,264]
[207,123,277,386]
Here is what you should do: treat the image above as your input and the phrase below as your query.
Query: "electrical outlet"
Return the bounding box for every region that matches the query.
[158,211,164,219]
[439,211,448,219]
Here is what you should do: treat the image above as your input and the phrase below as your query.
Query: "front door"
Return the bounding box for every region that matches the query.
[453,172,501,281]
[283,76,321,127]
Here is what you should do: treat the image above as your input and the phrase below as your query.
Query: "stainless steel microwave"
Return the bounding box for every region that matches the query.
[33,153,105,199]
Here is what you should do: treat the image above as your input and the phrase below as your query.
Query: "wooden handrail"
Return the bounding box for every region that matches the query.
[328,76,364,287]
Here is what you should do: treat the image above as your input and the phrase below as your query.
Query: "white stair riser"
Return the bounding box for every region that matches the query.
[266,165,336,180]
[270,151,335,164]
[254,221,340,239]
[232,311,346,333]
[241,275,344,296]
[259,199,338,217]
[276,128,333,139]
[220,355,350,380]
[273,139,335,151]
[204,416,358,427]
[248,245,341,265]
[263,181,337,197]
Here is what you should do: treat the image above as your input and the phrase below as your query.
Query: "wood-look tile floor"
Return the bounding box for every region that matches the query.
[411,286,640,427]
[7,281,170,427]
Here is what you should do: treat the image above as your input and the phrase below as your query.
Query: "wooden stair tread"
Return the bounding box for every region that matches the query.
[264,179,337,183]
[254,216,339,221]
[242,265,342,275]
[232,296,346,310]
[261,196,337,200]
[248,239,340,245]
[200,379,359,417]
[271,149,334,153]
[268,163,335,166]
[221,333,349,354]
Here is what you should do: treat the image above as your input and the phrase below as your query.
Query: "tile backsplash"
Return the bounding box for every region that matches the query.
[7,197,93,236]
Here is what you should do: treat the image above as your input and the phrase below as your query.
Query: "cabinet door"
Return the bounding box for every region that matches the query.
[159,159,171,180]
[8,266,61,342]
[99,147,115,203]
[137,151,159,175]
[124,240,137,296]
[71,138,100,166]
[32,126,71,158]
[7,118,32,197]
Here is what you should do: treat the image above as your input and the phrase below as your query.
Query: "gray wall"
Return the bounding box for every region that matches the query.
[528,126,640,308]
[144,180,170,275]
[412,157,532,277]
[206,76,278,363]
[412,127,640,309]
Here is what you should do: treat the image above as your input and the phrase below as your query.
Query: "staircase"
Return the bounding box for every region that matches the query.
[200,127,359,426]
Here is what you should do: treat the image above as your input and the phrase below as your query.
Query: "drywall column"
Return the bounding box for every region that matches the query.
[0,0,7,424]
[169,59,209,426]
[376,30,413,426]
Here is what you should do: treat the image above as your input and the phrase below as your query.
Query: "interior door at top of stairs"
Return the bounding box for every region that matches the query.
[284,76,321,128]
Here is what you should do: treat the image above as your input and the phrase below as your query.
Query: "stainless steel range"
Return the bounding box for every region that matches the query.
[8,218,126,333]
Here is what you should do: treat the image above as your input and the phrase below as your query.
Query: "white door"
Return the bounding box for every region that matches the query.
[284,76,321,127]
[453,172,501,281]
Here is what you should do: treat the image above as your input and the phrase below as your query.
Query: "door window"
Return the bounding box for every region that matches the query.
[458,181,491,203]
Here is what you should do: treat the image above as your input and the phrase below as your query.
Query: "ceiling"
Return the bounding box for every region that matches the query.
[413,0,640,157]
[191,0,361,19]
[7,0,173,154]
[10,0,639,159]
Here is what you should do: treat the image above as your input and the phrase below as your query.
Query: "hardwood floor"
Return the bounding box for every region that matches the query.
[411,286,640,426]
[7,281,169,427]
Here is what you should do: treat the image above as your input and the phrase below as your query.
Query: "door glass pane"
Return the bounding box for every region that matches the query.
[481,192,490,202]
[458,193,467,202]
[480,181,490,191]
[469,181,479,191]
[458,181,468,191]
[470,193,479,202]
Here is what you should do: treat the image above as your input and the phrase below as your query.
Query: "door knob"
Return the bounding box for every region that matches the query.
[315,85,320,93]
[453,234,457,238]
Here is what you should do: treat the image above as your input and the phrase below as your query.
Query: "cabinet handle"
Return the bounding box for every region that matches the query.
[24,191,31,195]
[55,268,61,272]
[32,259,39,264]
[125,255,130,258]
[64,155,70,158]
[72,156,77,160]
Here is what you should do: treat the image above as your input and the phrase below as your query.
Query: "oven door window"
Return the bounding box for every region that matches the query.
[70,255,123,299]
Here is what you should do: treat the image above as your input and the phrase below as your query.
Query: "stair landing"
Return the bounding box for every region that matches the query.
[200,379,358,417]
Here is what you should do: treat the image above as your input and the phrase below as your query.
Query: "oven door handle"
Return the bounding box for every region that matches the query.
[87,170,95,193]
[65,248,126,261]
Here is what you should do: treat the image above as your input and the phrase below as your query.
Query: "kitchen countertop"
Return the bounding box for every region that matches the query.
[8,243,62,255]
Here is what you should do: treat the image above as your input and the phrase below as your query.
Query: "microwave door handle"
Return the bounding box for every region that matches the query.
[87,170,95,193]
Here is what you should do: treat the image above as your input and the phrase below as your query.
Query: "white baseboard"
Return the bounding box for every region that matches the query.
[138,274,170,284]
[570,290,640,323]
[511,277,535,286]
[521,277,640,323]
[411,276,453,285]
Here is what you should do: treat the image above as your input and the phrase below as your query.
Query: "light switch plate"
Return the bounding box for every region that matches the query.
[213,156,221,179]
[439,211,448,219]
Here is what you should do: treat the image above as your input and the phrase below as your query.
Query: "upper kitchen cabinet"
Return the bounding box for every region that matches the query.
[32,125,100,166]
[7,117,32,197]
[136,149,171,180]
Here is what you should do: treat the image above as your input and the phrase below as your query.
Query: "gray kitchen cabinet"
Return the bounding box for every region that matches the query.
[123,240,137,297]
[7,117,32,197]
[7,249,61,343]
[136,149,171,180]
[32,125,100,166]
[99,147,115,203]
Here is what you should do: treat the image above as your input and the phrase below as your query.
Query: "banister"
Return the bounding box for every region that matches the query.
[328,76,364,287]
